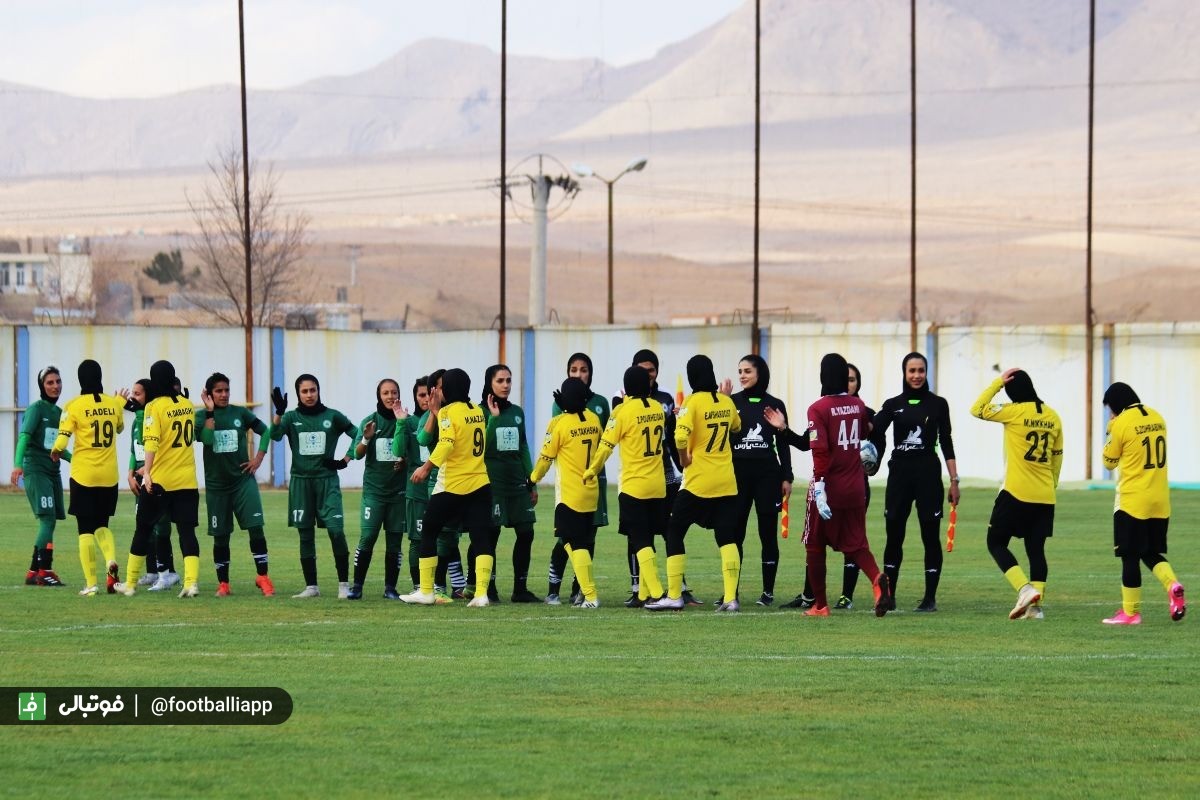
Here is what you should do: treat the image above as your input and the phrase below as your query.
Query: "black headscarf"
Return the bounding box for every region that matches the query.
[150,360,181,404]
[739,354,770,397]
[567,352,595,395]
[847,363,862,397]
[820,353,849,396]
[412,376,429,408]
[631,348,660,390]
[686,355,718,400]
[37,365,61,404]
[1103,382,1141,415]
[78,359,103,402]
[376,378,398,420]
[1004,370,1043,413]
[294,373,327,416]
[482,364,512,412]
[555,377,590,420]
[901,352,930,399]
[128,378,152,411]
[623,366,652,408]
[441,368,472,407]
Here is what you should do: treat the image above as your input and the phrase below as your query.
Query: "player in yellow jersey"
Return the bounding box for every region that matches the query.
[1099,382,1185,625]
[400,368,494,607]
[586,366,667,606]
[971,368,1063,620]
[646,355,743,612]
[51,359,130,596]
[113,361,202,598]
[530,378,603,607]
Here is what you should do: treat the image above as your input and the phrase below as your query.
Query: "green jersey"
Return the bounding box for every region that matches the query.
[20,399,64,476]
[393,413,431,502]
[353,411,406,497]
[484,402,534,493]
[414,410,443,499]
[129,408,147,469]
[199,405,270,490]
[271,407,357,479]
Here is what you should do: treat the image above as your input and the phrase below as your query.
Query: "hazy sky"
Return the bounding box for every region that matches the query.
[4,0,743,98]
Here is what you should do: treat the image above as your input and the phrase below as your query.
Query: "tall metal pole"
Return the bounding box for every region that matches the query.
[909,0,917,352]
[237,0,254,404]
[528,168,549,327]
[606,180,614,324]
[1084,0,1096,479]
[498,0,508,361]
[751,0,761,355]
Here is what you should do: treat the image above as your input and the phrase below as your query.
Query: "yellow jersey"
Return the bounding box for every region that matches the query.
[430,401,490,495]
[54,393,127,487]
[675,390,741,498]
[1102,403,1170,519]
[589,398,666,500]
[531,409,602,513]
[970,377,1063,504]
[143,396,199,491]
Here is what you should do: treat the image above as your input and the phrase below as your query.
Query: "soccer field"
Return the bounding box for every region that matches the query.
[2,487,1197,797]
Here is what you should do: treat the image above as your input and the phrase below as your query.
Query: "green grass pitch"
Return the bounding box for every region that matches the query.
[1,486,1197,797]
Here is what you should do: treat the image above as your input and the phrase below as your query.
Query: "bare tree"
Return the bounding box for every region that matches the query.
[186,145,310,326]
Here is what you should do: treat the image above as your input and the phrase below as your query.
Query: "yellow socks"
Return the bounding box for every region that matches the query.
[1031,580,1045,606]
[719,543,741,603]
[183,555,200,588]
[1152,562,1179,592]
[1121,585,1142,616]
[418,556,438,594]
[474,554,494,599]
[666,554,686,600]
[569,547,597,602]
[636,547,663,600]
[92,526,117,566]
[125,554,148,588]
[1004,565,1030,593]
[78,534,98,588]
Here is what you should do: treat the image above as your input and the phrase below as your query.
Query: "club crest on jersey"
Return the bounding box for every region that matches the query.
[323,420,332,429]
[515,416,522,424]
[234,419,242,428]
[440,418,451,429]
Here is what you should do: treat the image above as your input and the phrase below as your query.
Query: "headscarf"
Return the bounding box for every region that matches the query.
[631,348,660,390]
[441,368,472,407]
[412,376,429,408]
[128,378,152,411]
[820,353,849,396]
[686,354,718,400]
[554,377,590,420]
[294,373,327,416]
[1004,370,1043,413]
[150,360,181,403]
[567,352,595,394]
[623,366,652,408]
[78,359,103,402]
[901,352,929,399]
[847,362,862,398]
[1102,382,1141,415]
[376,378,398,420]
[739,354,770,397]
[37,365,61,404]
[482,364,512,412]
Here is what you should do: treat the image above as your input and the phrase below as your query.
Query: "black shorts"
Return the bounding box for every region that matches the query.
[884,458,944,523]
[670,489,737,534]
[423,486,493,538]
[554,504,593,545]
[618,493,666,542]
[988,490,1054,540]
[137,488,200,529]
[68,479,118,520]
[1113,510,1168,558]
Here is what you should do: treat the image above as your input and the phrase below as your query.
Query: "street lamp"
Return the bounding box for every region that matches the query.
[572,156,648,324]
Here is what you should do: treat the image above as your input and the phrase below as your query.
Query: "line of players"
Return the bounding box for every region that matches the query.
[12,349,1186,623]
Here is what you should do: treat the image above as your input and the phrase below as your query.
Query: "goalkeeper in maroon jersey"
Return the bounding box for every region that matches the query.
[765,353,892,617]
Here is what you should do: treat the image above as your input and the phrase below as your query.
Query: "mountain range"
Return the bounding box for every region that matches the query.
[1,0,1195,178]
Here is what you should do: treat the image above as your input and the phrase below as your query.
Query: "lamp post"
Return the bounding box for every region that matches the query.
[572,157,647,324]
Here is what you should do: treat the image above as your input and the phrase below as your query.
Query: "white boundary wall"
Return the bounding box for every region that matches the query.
[2,322,1196,488]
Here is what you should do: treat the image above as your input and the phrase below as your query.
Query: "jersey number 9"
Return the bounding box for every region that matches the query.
[472,427,485,457]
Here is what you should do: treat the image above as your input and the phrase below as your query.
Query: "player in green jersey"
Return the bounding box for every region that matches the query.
[11,366,70,586]
[347,378,407,600]
[270,373,357,599]
[198,372,274,597]
[482,364,540,602]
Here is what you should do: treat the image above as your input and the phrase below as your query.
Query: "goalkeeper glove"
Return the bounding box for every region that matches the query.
[272,387,288,416]
[813,479,833,520]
